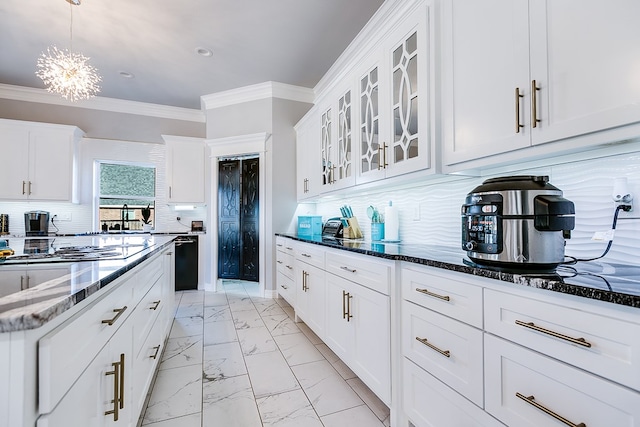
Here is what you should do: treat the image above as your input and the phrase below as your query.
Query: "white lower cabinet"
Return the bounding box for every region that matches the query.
[325,271,391,405]
[402,301,483,407]
[403,359,504,427]
[36,246,175,427]
[295,261,326,338]
[485,334,640,427]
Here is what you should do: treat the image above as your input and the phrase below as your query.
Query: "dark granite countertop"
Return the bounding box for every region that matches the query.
[0,235,176,332]
[276,233,640,309]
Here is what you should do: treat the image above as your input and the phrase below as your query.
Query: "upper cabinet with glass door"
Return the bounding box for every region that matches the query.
[357,2,432,184]
[442,0,640,171]
[319,83,356,193]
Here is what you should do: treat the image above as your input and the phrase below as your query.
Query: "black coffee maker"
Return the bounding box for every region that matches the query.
[24,211,50,236]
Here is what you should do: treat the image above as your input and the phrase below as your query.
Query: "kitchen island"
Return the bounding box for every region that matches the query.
[276,233,640,427]
[0,235,176,427]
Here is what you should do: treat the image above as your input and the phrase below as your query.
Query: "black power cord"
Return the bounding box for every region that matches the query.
[562,204,631,265]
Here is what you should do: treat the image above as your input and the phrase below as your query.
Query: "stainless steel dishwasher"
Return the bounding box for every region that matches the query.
[174,235,198,290]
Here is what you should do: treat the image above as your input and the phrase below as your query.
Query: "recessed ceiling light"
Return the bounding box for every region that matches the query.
[119,71,134,79]
[195,47,213,57]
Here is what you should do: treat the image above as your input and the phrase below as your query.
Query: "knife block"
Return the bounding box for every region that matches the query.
[344,217,364,239]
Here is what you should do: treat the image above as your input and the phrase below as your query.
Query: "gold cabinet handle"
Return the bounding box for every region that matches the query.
[285,246,293,251]
[515,87,524,133]
[531,80,541,128]
[150,345,161,360]
[280,283,288,290]
[28,181,32,195]
[415,288,450,302]
[516,393,586,427]
[302,270,308,291]
[277,260,283,264]
[301,253,311,258]
[22,181,26,195]
[150,300,161,310]
[342,290,353,321]
[331,165,336,184]
[276,243,283,247]
[340,266,357,273]
[382,143,388,169]
[377,145,383,170]
[415,336,451,358]
[169,185,172,199]
[104,353,125,420]
[101,306,128,326]
[515,320,591,348]
[286,265,293,270]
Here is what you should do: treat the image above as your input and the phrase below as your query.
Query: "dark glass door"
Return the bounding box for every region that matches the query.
[217,157,259,281]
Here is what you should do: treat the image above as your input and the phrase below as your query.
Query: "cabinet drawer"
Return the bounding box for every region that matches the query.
[277,271,295,306]
[485,288,640,392]
[325,249,392,295]
[402,264,483,328]
[133,305,166,414]
[132,253,163,301]
[276,250,295,279]
[485,334,640,427]
[132,275,164,357]
[39,277,134,413]
[403,301,484,406]
[275,237,295,255]
[403,358,504,427]
[295,242,325,269]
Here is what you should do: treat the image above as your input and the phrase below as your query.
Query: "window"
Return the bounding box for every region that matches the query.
[97,162,156,232]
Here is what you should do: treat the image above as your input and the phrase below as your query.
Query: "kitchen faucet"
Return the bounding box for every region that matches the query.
[121,204,128,231]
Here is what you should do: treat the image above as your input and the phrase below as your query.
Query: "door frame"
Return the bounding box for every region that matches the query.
[207,132,269,294]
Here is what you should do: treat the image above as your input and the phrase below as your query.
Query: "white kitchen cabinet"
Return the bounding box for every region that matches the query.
[38,321,133,427]
[357,1,431,184]
[442,0,640,169]
[318,82,356,193]
[324,271,391,405]
[36,245,174,427]
[0,334,9,427]
[485,334,640,427]
[295,112,321,201]
[295,260,326,338]
[403,359,504,427]
[276,237,296,304]
[485,287,640,392]
[0,119,82,202]
[0,265,71,299]
[164,135,205,204]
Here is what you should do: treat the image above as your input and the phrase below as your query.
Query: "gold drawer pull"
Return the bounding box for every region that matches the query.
[285,246,293,250]
[415,336,450,358]
[277,260,283,264]
[515,87,524,133]
[301,253,312,258]
[286,265,293,270]
[104,353,125,420]
[515,320,591,348]
[531,80,541,128]
[150,300,161,310]
[516,393,586,427]
[415,288,450,301]
[150,345,161,360]
[276,243,283,247]
[340,266,357,273]
[102,306,128,326]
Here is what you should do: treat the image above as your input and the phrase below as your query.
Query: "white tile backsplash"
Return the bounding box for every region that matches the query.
[314,148,640,266]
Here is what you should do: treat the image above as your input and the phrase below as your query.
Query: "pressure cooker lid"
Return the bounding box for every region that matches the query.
[470,175,560,193]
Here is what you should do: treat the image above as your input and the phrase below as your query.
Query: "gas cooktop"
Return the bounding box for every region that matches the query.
[0,236,151,265]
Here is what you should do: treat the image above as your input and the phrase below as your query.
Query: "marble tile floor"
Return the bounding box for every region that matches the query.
[141,280,391,427]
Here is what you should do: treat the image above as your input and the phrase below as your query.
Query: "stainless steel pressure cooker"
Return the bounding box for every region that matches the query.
[461,175,575,272]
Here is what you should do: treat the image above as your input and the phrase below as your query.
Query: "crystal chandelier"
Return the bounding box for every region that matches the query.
[36,0,101,102]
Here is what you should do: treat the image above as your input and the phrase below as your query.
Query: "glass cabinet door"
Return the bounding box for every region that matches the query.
[337,90,352,183]
[321,108,333,186]
[391,32,419,165]
[360,67,381,175]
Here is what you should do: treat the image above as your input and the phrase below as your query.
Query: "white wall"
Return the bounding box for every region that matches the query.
[312,146,640,266]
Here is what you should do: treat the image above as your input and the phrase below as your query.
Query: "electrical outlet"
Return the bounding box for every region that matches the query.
[54,213,72,221]
[412,203,421,221]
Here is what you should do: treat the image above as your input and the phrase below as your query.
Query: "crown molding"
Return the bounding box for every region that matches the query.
[201,81,314,110]
[161,134,206,145]
[0,83,205,123]
[205,132,271,155]
[314,0,421,99]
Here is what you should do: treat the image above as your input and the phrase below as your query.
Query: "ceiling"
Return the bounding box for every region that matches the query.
[0,0,385,110]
